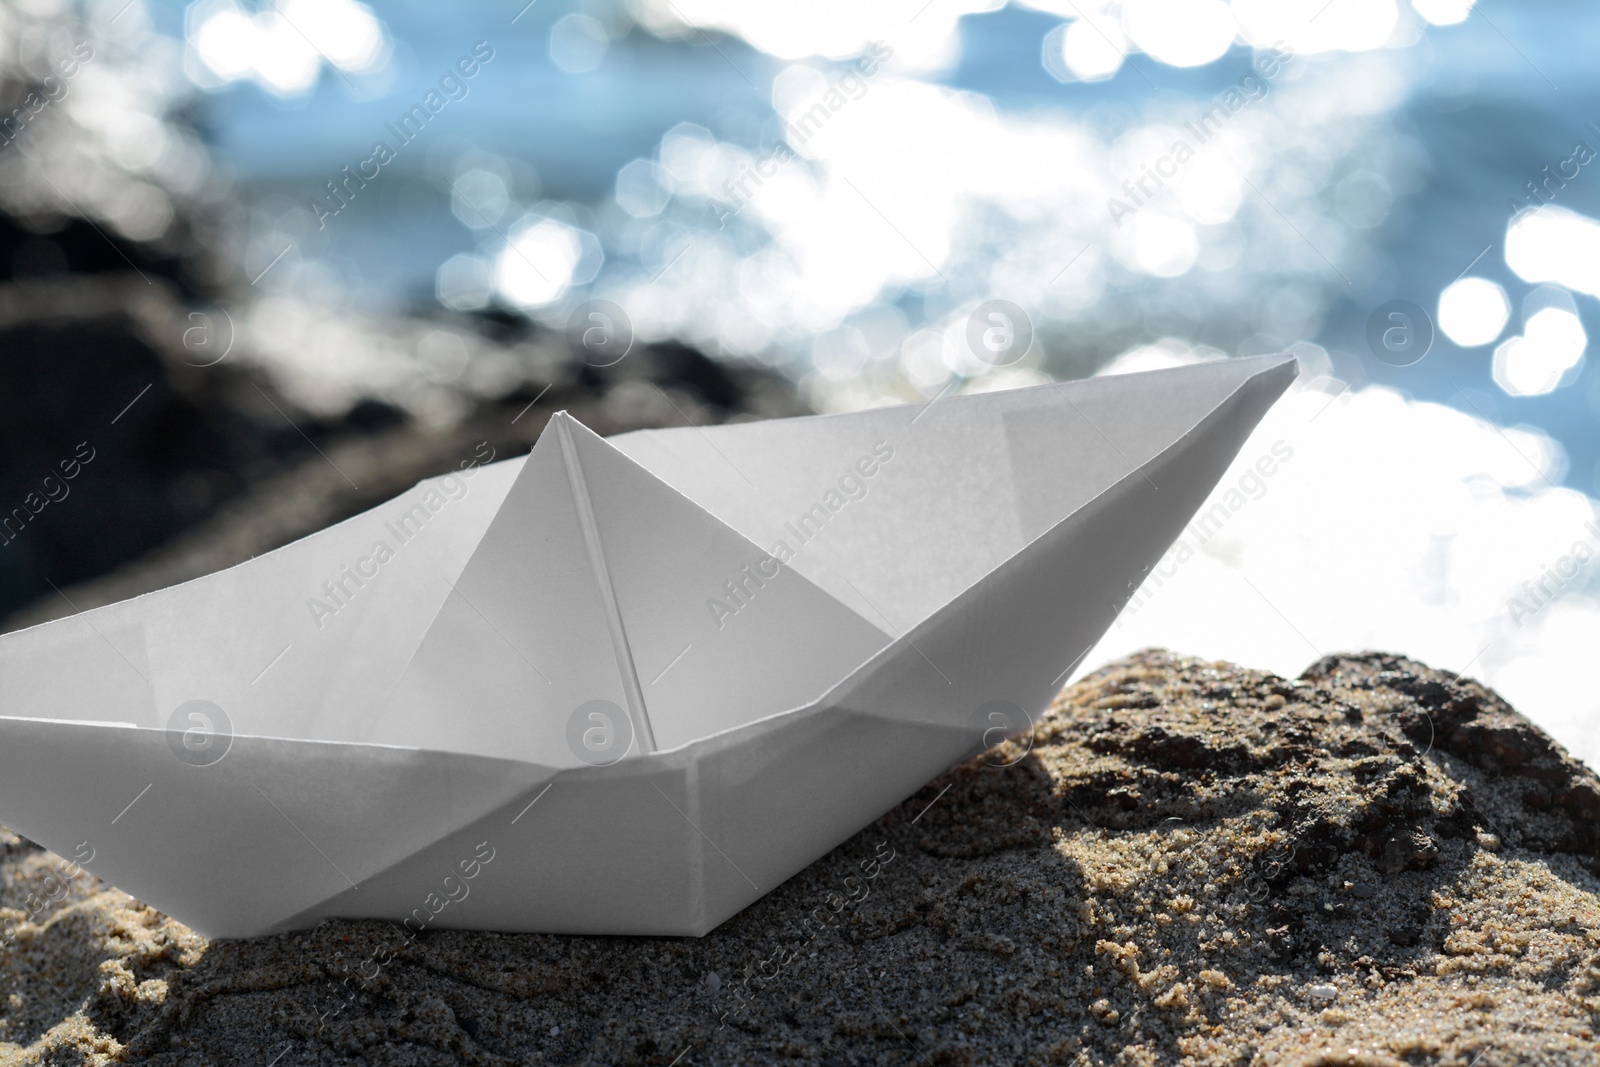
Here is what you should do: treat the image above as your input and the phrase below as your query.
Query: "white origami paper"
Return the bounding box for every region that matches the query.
[0,354,1295,938]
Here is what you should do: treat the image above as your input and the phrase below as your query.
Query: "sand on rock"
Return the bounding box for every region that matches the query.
[2,650,1597,1065]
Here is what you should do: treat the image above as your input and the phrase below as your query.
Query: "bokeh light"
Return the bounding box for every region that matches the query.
[436,253,494,311]
[1438,276,1510,347]
[1231,0,1400,55]
[1505,206,1600,299]
[549,13,609,74]
[1124,0,1236,68]
[186,0,386,97]
[1049,13,1126,83]
[1412,0,1475,26]
[493,217,597,309]
[1493,302,1587,398]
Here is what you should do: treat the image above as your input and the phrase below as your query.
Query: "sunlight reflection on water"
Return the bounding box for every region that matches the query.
[13,0,1593,761]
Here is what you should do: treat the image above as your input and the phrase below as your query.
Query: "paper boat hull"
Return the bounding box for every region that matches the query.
[0,355,1295,937]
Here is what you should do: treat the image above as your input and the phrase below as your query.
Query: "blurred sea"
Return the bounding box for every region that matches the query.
[10,0,1600,765]
[141,0,1599,492]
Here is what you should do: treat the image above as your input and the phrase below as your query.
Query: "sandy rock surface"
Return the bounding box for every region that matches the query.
[2,649,1597,1065]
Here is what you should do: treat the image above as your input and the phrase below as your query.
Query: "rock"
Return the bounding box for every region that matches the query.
[1,649,1598,1065]
[0,276,810,631]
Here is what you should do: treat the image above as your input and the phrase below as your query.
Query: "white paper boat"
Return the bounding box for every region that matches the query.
[0,354,1295,938]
